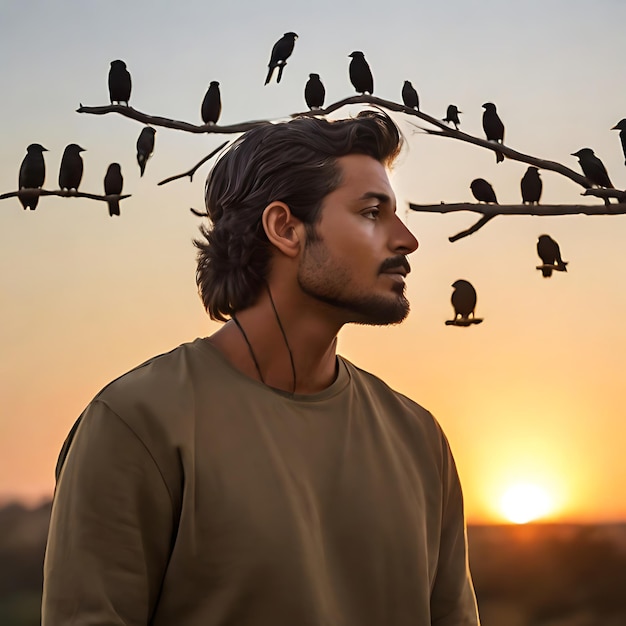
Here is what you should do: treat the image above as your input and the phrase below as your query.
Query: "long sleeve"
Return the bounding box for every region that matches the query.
[430,434,480,625]
[42,400,175,625]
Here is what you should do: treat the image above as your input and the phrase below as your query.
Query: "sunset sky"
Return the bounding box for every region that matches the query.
[1,0,625,524]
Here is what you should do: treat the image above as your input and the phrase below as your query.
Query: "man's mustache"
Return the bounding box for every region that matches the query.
[379,256,411,275]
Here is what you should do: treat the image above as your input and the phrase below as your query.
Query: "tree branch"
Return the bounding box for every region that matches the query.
[76,103,270,134]
[158,141,230,186]
[0,188,131,203]
[409,202,626,241]
[409,202,626,216]
[77,96,598,192]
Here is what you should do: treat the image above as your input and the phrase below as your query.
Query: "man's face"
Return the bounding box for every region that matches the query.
[297,154,419,325]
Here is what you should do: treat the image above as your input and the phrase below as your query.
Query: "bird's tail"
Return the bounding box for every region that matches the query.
[277,63,286,84]
[496,150,504,163]
[541,267,553,278]
[107,200,120,217]
[557,262,568,273]
[264,65,275,85]
[18,190,38,210]
[138,155,147,177]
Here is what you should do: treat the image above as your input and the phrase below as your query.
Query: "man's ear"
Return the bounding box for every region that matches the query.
[262,201,305,258]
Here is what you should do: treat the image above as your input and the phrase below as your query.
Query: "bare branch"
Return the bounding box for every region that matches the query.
[0,188,131,203]
[448,215,497,242]
[158,141,230,186]
[583,188,626,201]
[422,128,592,189]
[445,318,484,326]
[409,201,626,241]
[409,202,626,216]
[77,96,599,192]
[536,264,568,273]
[76,104,270,134]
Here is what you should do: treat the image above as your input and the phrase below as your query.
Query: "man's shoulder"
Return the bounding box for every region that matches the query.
[91,338,218,426]
[340,356,440,425]
[339,356,448,460]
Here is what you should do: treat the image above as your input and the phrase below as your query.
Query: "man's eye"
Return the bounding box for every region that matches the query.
[362,207,380,220]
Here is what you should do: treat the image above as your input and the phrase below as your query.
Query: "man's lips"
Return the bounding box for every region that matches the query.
[381,268,408,277]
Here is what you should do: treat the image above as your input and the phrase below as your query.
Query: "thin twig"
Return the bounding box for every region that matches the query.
[0,189,131,203]
[449,215,497,242]
[158,141,230,186]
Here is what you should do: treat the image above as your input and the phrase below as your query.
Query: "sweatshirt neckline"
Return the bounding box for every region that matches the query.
[192,337,351,403]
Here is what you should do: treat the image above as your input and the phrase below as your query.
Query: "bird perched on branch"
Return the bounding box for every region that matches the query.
[611,119,626,166]
[201,81,221,124]
[18,143,47,210]
[58,144,85,191]
[104,163,123,217]
[537,234,568,277]
[304,73,325,109]
[401,81,419,111]
[349,51,373,95]
[470,178,498,204]
[571,148,613,188]
[451,280,477,322]
[482,102,505,163]
[443,105,462,129]
[108,60,132,105]
[136,127,156,177]
[521,166,542,205]
[264,32,298,85]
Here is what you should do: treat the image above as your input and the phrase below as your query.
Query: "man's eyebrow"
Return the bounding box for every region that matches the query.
[358,192,391,203]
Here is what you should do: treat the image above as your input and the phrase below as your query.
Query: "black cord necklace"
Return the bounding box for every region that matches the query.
[231,314,264,384]
[231,284,297,394]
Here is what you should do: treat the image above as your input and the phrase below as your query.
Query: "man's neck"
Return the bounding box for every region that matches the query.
[208,288,341,395]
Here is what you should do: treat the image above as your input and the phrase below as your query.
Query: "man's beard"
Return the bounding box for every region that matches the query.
[296,237,411,326]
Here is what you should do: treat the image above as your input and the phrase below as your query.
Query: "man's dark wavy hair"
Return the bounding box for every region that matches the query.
[194,111,402,321]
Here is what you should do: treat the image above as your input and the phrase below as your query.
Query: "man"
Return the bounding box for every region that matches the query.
[42,111,480,625]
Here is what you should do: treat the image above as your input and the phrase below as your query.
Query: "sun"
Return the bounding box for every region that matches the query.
[499,482,553,524]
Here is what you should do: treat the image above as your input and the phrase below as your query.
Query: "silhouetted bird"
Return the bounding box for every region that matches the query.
[104,163,123,217]
[571,148,613,188]
[108,60,132,105]
[470,178,498,204]
[18,143,47,210]
[521,166,542,205]
[611,119,626,166]
[58,144,85,191]
[201,81,221,124]
[304,73,325,109]
[264,32,298,85]
[537,234,568,278]
[482,102,505,163]
[401,81,419,110]
[443,105,462,129]
[136,127,156,177]
[451,280,477,321]
[349,51,373,95]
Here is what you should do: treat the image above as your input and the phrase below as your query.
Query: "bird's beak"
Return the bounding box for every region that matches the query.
[458,111,463,114]
[611,125,618,130]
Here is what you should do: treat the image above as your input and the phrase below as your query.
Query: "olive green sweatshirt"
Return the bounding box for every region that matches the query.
[42,338,479,625]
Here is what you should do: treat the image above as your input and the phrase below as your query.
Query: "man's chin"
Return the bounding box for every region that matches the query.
[345,296,410,326]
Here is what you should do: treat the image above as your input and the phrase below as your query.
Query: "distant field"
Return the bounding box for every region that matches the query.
[1,502,625,626]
